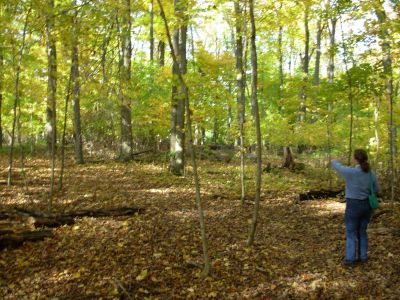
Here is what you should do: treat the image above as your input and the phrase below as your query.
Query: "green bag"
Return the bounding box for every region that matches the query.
[369,172,379,209]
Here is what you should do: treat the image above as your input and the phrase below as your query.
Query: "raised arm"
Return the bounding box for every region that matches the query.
[331,159,353,178]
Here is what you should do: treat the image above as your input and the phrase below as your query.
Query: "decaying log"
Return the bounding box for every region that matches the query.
[64,206,144,218]
[371,209,390,221]
[299,190,343,201]
[12,206,144,228]
[0,229,53,250]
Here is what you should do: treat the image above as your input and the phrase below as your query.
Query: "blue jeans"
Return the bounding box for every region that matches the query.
[344,198,372,262]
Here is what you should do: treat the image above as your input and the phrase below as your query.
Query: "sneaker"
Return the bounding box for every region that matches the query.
[342,260,356,267]
[356,258,368,264]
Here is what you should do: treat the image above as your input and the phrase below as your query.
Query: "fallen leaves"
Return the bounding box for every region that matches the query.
[0,158,399,299]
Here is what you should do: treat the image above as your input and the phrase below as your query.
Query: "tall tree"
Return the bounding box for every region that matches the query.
[311,17,323,122]
[327,1,337,188]
[8,5,31,186]
[169,0,187,176]
[234,0,246,204]
[0,41,3,148]
[44,0,57,209]
[158,40,165,66]
[298,2,311,123]
[247,0,262,247]
[158,0,210,276]
[373,1,395,201]
[339,18,354,165]
[119,0,133,160]
[71,0,84,164]
[150,0,155,61]
[45,0,57,155]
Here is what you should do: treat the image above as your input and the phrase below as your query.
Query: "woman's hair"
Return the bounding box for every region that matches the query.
[354,149,370,172]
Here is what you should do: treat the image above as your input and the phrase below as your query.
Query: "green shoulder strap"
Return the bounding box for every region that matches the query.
[369,172,375,196]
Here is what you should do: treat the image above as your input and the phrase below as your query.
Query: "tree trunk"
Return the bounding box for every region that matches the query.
[298,4,310,123]
[150,0,154,61]
[282,146,295,169]
[44,0,57,211]
[278,25,283,102]
[119,0,133,160]
[157,0,210,277]
[45,0,57,155]
[71,2,84,164]
[158,40,165,66]
[169,0,187,176]
[374,3,395,202]
[327,15,337,189]
[0,44,3,148]
[234,0,246,204]
[8,7,30,186]
[247,0,262,247]
[339,18,354,165]
[311,19,322,122]
[59,62,73,191]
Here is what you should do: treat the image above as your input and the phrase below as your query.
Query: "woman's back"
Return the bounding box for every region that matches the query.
[331,160,379,200]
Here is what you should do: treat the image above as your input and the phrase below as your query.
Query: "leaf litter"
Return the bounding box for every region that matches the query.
[0,157,399,299]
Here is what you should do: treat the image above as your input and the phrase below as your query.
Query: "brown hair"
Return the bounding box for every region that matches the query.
[354,149,370,173]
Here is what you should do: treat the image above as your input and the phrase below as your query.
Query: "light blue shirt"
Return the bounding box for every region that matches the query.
[331,160,380,200]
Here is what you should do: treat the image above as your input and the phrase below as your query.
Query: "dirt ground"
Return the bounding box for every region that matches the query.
[1,155,399,299]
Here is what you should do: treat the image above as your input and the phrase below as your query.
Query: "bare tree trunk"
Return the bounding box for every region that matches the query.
[119,0,133,160]
[247,0,262,247]
[339,18,353,165]
[101,20,116,148]
[311,19,322,122]
[158,40,165,66]
[234,0,246,204]
[298,4,310,123]
[374,95,381,168]
[374,3,395,201]
[327,15,337,189]
[150,0,154,61]
[278,25,283,102]
[169,0,186,176]
[45,0,57,156]
[157,0,210,277]
[59,62,73,191]
[44,0,57,212]
[71,1,84,164]
[0,44,3,148]
[8,7,30,186]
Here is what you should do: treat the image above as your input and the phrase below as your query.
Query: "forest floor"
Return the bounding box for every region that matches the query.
[0,153,399,299]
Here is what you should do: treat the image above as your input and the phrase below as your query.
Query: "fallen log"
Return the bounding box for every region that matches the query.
[13,206,144,228]
[299,190,343,201]
[0,229,53,250]
[64,206,144,218]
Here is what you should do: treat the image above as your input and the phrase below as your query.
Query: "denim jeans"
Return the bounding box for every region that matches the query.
[344,198,372,262]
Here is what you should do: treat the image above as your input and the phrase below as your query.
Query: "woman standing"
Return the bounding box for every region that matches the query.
[331,149,380,266]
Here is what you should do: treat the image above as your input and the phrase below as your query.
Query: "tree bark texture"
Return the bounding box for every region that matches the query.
[45,0,57,155]
[71,2,84,164]
[247,0,262,247]
[278,25,283,102]
[169,0,187,176]
[158,40,165,66]
[158,0,210,276]
[119,0,133,160]
[374,3,395,201]
[327,15,337,189]
[8,7,30,186]
[298,4,310,123]
[150,0,155,61]
[0,44,3,148]
[234,0,246,204]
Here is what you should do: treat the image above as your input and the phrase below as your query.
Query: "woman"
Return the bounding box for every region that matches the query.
[331,149,380,266]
